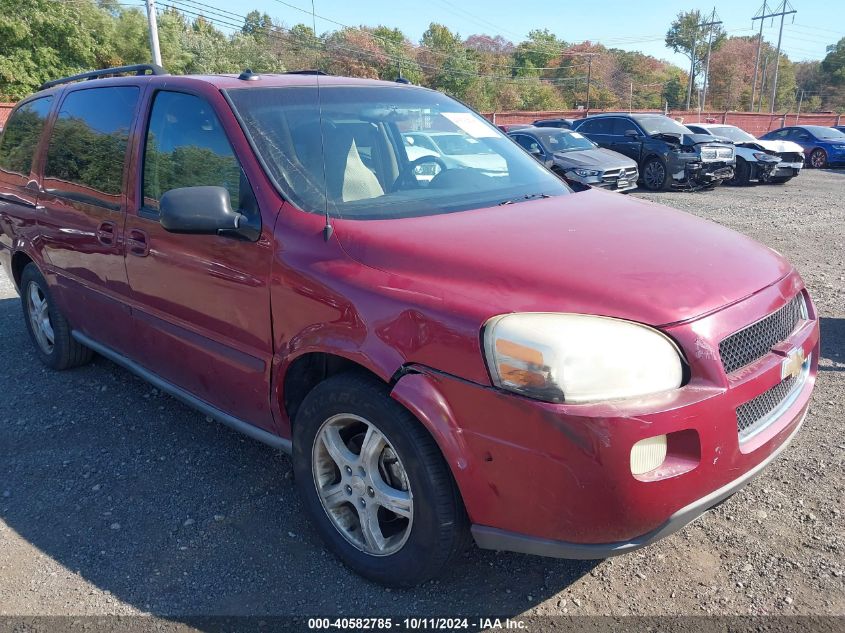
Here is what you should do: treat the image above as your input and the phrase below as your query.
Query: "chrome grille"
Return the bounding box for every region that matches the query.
[700,147,717,160]
[716,147,734,160]
[736,371,802,441]
[719,294,806,374]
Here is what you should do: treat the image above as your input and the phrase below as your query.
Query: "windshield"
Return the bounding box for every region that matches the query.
[540,130,595,153]
[636,116,692,136]
[710,126,756,142]
[227,85,570,219]
[804,125,845,139]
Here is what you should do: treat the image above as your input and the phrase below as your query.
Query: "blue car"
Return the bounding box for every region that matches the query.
[759,125,845,168]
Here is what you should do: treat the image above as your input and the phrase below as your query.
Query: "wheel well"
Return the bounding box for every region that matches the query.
[11,252,33,290]
[282,352,387,424]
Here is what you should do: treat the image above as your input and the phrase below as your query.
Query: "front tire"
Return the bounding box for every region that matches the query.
[292,372,468,587]
[20,263,93,370]
[728,157,751,186]
[642,157,671,191]
[809,148,827,168]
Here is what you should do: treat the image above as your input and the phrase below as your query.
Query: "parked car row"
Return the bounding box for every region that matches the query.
[502,114,843,192]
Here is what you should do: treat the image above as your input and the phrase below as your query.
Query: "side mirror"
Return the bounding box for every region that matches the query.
[529,145,543,157]
[160,186,246,236]
[624,129,640,138]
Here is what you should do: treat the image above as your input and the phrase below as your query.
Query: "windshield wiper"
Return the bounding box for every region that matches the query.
[498,193,552,206]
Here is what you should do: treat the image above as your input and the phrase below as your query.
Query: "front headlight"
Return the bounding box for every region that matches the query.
[483,313,684,403]
[573,168,600,177]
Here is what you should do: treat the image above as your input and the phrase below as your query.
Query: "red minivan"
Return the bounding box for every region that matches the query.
[0,66,819,587]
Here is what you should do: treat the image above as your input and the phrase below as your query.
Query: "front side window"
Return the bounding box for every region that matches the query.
[0,97,53,176]
[227,85,570,220]
[578,118,611,134]
[44,87,139,208]
[143,91,242,212]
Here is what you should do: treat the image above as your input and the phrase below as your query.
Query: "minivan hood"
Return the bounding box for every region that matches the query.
[335,189,792,327]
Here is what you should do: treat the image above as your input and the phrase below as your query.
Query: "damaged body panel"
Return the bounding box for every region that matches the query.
[572,113,735,191]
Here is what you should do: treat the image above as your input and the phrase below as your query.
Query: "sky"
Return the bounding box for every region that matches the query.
[162,0,842,68]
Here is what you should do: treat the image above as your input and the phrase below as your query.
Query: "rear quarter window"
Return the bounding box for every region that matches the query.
[0,97,53,177]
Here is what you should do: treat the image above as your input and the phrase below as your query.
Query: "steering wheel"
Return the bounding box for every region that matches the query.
[396,154,448,189]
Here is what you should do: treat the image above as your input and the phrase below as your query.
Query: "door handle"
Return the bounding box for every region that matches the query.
[127,228,150,257]
[96,221,116,246]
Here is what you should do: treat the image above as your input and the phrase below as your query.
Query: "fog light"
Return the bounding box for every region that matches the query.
[630,435,667,475]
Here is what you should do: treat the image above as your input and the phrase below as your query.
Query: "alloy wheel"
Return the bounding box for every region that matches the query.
[644,160,665,189]
[810,149,827,168]
[26,281,54,354]
[312,413,413,556]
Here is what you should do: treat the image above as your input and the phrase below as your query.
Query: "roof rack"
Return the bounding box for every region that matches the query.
[283,70,330,76]
[39,64,168,91]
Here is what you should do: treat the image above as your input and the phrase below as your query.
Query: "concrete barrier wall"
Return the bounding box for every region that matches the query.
[483,109,844,137]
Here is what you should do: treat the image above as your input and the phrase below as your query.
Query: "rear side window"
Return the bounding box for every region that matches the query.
[0,97,53,176]
[579,119,611,134]
[44,87,139,208]
[143,91,241,212]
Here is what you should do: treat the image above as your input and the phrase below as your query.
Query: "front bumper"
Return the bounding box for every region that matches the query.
[570,169,639,193]
[391,273,819,554]
[773,161,803,178]
[472,413,805,558]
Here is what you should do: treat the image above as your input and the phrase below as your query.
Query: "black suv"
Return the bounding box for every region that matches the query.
[571,113,736,190]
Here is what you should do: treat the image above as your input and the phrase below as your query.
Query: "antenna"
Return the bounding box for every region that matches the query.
[311,0,333,241]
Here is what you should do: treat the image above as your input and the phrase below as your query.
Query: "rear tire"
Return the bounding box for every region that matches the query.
[292,372,469,587]
[20,263,93,370]
[728,157,751,186]
[641,157,671,191]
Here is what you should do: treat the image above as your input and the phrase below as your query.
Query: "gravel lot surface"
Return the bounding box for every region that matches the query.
[0,169,843,623]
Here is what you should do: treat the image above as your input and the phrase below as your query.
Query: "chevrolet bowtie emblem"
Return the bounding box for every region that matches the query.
[781,347,806,380]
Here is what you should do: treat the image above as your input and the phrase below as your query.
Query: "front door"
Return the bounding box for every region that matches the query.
[38,86,141,352]
[124,89,275,431]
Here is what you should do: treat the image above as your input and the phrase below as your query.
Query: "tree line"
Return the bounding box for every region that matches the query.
[1,0,843,113]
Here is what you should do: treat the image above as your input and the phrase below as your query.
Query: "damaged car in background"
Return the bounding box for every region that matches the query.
[686,123,804,185]
[508,126,639,192]
[572,113,735,191]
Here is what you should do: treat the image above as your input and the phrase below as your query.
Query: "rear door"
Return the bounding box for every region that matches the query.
[0,96,54,272]
[38,85,141,352]
[576,118,614,150]
[124,88,275,430]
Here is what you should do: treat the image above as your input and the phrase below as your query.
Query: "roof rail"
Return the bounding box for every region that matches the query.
[39,64,168,91]
[283,70,329,76]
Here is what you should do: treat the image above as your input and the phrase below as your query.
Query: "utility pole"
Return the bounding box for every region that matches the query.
[585,56,593,111]
[685,31,697,110]
[796,89,804,123]
[751,1,769,111]
[757,55,769,112]
[701,8,722,111]
[145,0,163,67]
[764,0,797,113]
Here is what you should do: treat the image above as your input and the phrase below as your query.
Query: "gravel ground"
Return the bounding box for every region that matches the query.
[0,169,843,623]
